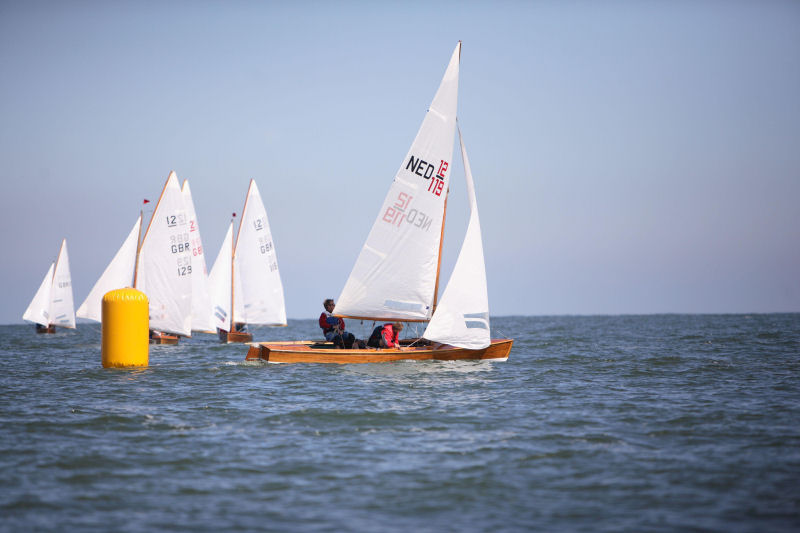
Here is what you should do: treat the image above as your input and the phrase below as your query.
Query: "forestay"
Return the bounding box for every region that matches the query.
[233,180,286,326]
[334,42,461,321]
[423,129,490,349]
[76,215,141,323]
[208,222,233,332]
[181,180,215,332]
[136,171,192,336]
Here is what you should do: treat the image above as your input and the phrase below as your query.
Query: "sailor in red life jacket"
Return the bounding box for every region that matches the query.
[319,299,356,349]
[367,322,404,349]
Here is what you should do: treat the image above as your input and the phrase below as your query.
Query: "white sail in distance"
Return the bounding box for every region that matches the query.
[136,171,193,336]
[207,222,233,332]
[50,239,76,328]
[23,263,54,327]
[334,42,460,321]
[233,179,286,326]
[181,180,215,332]
[423,128,490,349]
[76,216,141,323]
[24,239,76,328]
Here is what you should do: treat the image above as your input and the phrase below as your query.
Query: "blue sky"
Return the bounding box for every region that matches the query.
[2,1,798,324]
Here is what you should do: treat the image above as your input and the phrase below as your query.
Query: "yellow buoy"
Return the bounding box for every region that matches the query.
[101,288,149,368]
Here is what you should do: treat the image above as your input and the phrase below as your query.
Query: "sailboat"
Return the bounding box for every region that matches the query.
[181,179,215,333]
[208,179,287,343]
[23,239,76,333]
[76,171,193,344]
[245,42,513,363]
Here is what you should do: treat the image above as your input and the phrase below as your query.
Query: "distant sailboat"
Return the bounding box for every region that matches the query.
[181,179,215,333]
[77,171,193,344]
[208,179,286,343]
[245,42,513,363]
[23,239,75,333]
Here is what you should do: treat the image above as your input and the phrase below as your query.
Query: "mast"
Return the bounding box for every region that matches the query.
[431,189,449,315]
[229,220,236,332]
[136,172,175,288]
[231,181,252,331]
[433,42,459,315]
[49,240,65,326]
[132,210,144,287]
[230,214,239,332]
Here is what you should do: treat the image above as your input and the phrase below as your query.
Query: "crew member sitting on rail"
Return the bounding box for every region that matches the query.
[367,322,404,349]
[319,298,356,349]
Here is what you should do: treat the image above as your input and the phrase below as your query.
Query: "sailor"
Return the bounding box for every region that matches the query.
[367,322,404,349]
[319,299,356,349]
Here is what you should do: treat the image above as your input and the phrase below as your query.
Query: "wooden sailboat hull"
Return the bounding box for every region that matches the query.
[245,339,512,364]
[35,324,56,334]
[218,329,254,344]
[149,331,179,345]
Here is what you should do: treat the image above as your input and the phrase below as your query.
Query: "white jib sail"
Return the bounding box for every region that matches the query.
[76,215,141,322]
[207,222,233,332]
[423,128,491,349]
[136,171,192,336]
[181,180,215,332]
[23,262,54,327]
[233,179,287,326]
[50,239,76,328]
[334,42,461,321]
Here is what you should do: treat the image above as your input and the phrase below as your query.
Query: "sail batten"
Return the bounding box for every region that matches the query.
[334,42,461,322]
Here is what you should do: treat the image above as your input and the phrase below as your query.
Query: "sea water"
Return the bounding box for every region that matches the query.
[1,314,798,532]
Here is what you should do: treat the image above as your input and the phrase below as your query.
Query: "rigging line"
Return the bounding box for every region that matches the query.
[492,327,509,339]
[406,321,427,347]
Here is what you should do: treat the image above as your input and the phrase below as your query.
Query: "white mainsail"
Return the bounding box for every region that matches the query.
[423,128,490,349]
[334,42,461,321]
[207,222,233,332]
[50,239,76,328]
[181,180,215,332]
[24,239,76,329]
[136,171,193,336]
[23,263,54,327]
[77,216,141,322]
[233,179,286,326]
